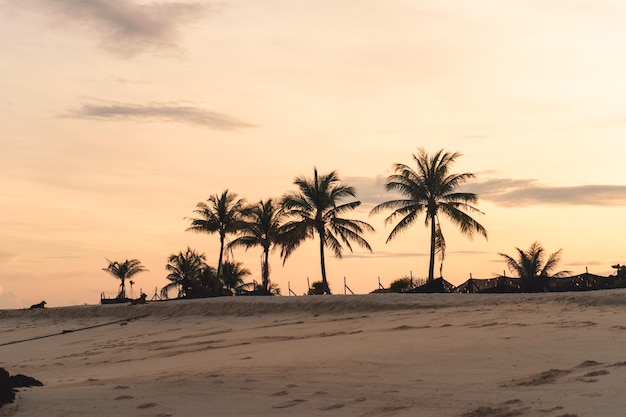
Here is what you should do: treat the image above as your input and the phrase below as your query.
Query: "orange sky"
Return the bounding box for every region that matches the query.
[1,0,626,308]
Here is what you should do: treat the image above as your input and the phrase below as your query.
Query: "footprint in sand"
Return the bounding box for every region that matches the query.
[583,370,610,377]
[580,369,610,383]
[320,403,345,411]
[272,399,307,409]
[460,400,529,417]
[577,360,603,368]
[114,395,134,400]
[510,369,571,386]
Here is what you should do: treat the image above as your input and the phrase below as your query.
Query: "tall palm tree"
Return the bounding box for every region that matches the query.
[161,247,208,299]
[370,148,487,282]
[186,190,246,280]
[102,258,146,300]
[499,241,570,292]
[220,260,252,295]
[281,168,374,294]
[227,199,287,294]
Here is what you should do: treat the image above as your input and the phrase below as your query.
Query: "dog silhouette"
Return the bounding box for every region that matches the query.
[29,301,46,309]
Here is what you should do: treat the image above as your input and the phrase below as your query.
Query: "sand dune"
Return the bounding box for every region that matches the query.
[2,291,626,416]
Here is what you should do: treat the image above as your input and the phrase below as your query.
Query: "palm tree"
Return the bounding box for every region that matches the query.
[161,247,208,299]
[186,190,246,280]
[281,168,374,294]
[308,280,326,295]
[499,241,570,292]
[227,199,287,294]
[102,258,146,300]
[250,279,282,295]
[370,148,487,282]
[199,265,221,294]
[220,260,252,295]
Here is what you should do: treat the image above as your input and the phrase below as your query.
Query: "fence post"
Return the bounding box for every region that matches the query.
[344,276,355,295]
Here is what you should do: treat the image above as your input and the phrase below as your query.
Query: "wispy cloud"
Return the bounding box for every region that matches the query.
[343,250,491,260]
[467,178,626,206]
[63,101,255,130]
[11,0,212,57]
[343,251,429,259]
[345,175,392,206]
[347,175,626,207]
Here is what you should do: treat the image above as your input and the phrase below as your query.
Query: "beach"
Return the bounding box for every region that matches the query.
[1,291,626,417]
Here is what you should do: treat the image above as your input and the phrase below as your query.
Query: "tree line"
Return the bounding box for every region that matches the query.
[102,148,617,300]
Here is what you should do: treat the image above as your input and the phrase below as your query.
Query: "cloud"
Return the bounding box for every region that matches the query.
[11,0,212,57]
[565,260,605,267]
[63,101,256,129]
[343,251,429,259]
[347,175,626,207]
[343,250,490,260]
[345,175,401,207]
[0,289,19,309]
[466,178,626,206]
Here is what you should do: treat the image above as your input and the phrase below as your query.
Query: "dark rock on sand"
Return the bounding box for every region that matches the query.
[0,368,15,407]
[0,368,43,408]
[10,374,43,388]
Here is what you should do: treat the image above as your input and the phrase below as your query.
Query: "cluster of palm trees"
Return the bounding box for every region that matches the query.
[102,148,495,298]
[184,169,375,296]
[173,148,489,296]
[160,248,254,298]
[102,148,585,299]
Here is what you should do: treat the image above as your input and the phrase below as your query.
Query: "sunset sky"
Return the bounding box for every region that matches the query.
[2,0,626,308]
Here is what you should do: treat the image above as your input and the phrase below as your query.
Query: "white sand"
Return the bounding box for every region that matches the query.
[2,291,626,417]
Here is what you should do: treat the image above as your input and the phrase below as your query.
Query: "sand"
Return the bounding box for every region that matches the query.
[1,291,626,417]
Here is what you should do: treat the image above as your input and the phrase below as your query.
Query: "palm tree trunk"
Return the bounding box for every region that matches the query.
[262,247,270,293]
[118,279,126,299]
[217,232,225,279]
[428,216,436,282]
[318,232,330,294]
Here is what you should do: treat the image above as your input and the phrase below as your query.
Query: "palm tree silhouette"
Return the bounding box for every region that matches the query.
[499,241,570,292]
[370,148,487,283]
[220,260,252,295]
[161,247,208,299]
[227,199,287,294]
[102,258,146,300]
[186,190,246,280]
[281,168,374,294]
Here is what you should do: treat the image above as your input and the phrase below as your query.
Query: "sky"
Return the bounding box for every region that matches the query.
[2,0,626,308]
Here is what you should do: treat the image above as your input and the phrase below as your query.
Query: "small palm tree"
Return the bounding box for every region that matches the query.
[102,259,147,300]
[220,260,252,295]
[186,190,246,280]
[228,199,287,294]
[161,247,208,299]
[308,280,326,295]
[370,148,487,282]
[499,242,570,292]
[250,279,281,295]
[281,168,374,294]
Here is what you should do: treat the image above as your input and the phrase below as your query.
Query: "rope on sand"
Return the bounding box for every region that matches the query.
[0,314,150,347]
